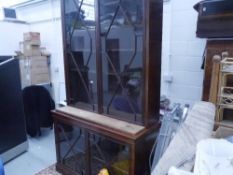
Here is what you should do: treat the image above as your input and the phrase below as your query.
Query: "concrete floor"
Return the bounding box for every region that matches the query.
[4,129,56,175]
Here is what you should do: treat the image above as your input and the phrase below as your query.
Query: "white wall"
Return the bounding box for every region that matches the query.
[15,0,66,104]
[0,21,28,55]
[161,0,206,106]
[29,20,65,103]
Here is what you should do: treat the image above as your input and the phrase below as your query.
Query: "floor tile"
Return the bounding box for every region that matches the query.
[4,129,56,175]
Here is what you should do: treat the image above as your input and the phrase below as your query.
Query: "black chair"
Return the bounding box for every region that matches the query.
[22,85,55,137]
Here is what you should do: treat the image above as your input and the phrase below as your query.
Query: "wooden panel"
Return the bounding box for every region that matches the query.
[195,0,233,38]
[57,106,145,135]
[202,40,233,101]
[143,0,163,126]
[61,0,162,127]
[209,55,221,104]
[53,111,158,175]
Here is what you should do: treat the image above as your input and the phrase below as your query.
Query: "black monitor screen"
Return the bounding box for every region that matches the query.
[0,59,27,154]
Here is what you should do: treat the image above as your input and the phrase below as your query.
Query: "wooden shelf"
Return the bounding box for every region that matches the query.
[216,120,233,129]
[218,104,233,109]
[56,106,145,136]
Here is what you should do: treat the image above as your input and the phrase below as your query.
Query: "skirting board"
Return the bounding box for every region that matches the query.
[0,141,28,164]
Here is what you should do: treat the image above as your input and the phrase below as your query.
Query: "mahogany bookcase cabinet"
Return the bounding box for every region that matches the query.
[53,0,163,174]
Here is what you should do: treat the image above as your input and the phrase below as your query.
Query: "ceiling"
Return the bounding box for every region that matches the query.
[0,0,29,8]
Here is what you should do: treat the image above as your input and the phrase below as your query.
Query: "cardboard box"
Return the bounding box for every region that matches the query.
[19,56,48,65]
[31,73,50,84]
[20,41,41,56]
[30,56,49,69]
[19,56,50,86]
[31,67,49,74]
[19,58,31,87]
[23,32,41,45]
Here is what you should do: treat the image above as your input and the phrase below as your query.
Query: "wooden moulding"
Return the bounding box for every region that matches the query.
[221,57,233,73]
[56,106,144,135]
[52,107,159,142]
[215,121,233,130]
[221,57,233,64]
[209,55,221,104]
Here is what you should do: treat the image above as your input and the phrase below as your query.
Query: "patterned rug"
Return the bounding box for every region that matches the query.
[35,164,61,175]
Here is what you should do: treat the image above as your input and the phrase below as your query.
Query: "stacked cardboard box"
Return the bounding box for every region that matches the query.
[20,32,41,56]
[19,56,50,87]
[24,32,41,45]
[16,32,51,87]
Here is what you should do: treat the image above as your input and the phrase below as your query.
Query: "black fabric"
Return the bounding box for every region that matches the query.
[22,86,55,137]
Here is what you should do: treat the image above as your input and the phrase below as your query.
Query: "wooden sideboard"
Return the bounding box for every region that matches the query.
[53,107,158,175]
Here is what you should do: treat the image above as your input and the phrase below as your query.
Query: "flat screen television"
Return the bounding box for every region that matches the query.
[0,58,28,163]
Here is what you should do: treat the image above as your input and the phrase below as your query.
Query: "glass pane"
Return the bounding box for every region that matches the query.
[99,0,143,34]
[64,0,97,111]
[89,132,130,175]
[99,0,143,123]
[57,122,86,174]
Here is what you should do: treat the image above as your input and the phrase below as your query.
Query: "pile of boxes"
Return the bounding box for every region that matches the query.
[16,32,51,87]
[21,32,41,56]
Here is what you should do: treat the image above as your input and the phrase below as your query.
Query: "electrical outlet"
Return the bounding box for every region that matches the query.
[163,74,173,83]
[54,67,59,73]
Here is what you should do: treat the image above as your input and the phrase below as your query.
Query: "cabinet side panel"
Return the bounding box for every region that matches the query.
[134,129,157,174]
[143,0,163,126]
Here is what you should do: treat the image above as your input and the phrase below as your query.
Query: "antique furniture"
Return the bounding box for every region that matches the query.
[202,40,233,126]
[202,40,233,102]
[53,0,163,174]
[194,0,233,38]
[217,57,233,125]
[196,0,233,125]
[53,107,157,174]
